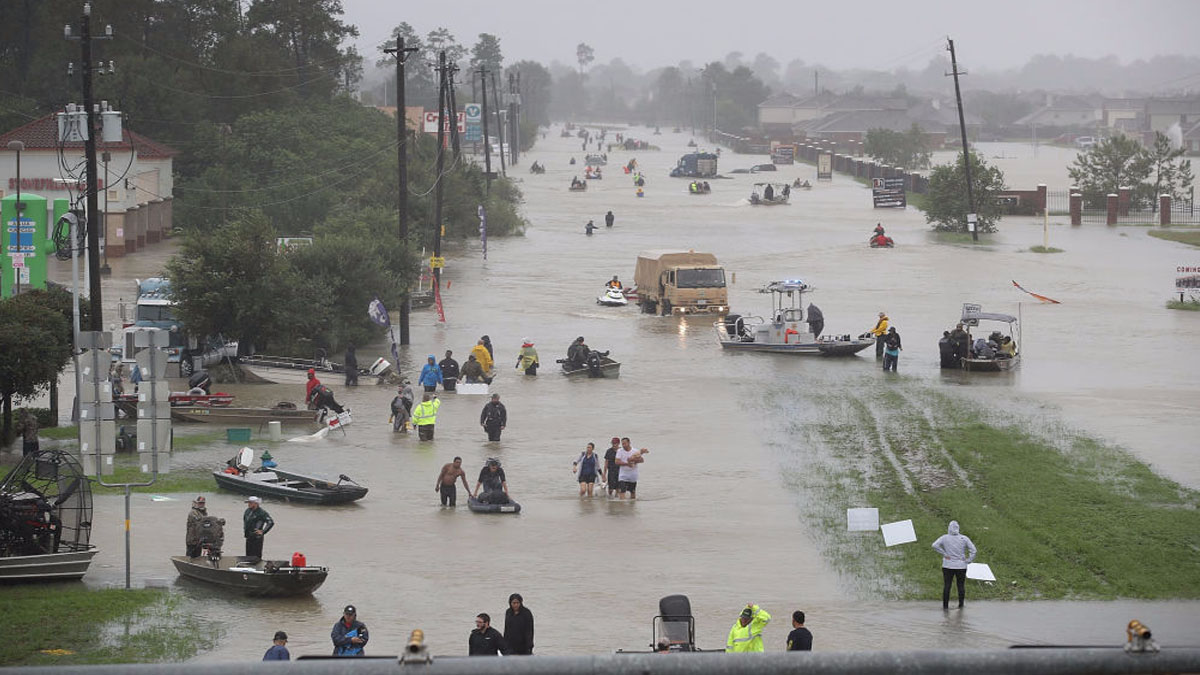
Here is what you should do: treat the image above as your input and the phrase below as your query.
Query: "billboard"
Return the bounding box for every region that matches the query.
[1177,264,1200,300]
[872,177,907,209]
[817,152,833,180]
[771,145,795,165]
[423,111,466,134]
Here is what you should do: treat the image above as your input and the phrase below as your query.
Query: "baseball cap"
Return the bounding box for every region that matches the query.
[611,437,620,443]
[246,496,261,504]
[194,495,205,503]
[274,631,288,641]
[307,368,315,376]
[344,605,356,615]
[740,607,754,618]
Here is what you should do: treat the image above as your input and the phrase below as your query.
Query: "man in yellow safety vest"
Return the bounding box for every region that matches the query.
[726,603,770,653]
[412,393,441,441]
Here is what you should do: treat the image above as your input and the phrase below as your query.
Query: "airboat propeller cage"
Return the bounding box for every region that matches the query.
[0,450,94,557]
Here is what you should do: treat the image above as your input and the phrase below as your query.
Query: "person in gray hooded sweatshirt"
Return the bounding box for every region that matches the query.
[931,520,977,609]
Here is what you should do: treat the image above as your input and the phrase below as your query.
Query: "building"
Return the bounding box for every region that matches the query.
[0,113,176,257]
[1184,120,1200,155]
[1014,94,1101,128]
[1144,98,1200,135]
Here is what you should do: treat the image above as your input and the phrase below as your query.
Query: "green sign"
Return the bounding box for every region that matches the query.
[1,193,50,296]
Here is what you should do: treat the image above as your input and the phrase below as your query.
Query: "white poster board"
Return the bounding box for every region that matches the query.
[847,508,880,531]
[880,519,917,547]
[457,383,490,395]
[966,563,995,581]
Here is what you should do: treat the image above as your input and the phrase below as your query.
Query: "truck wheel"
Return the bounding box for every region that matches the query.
[642,301,656,314]
[660,300,672,316]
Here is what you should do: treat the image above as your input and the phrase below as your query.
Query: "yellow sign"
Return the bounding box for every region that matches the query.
[429,256,445,269]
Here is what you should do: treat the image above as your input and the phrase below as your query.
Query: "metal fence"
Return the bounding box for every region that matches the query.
[11,648,1200,675]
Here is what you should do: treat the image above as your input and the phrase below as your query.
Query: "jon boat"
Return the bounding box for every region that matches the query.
[213,449,368,504]
[715,280,873,356]
[238,353,393,386]
[0,450,98,581]
[171,555,328,597]
[115,391,234,419]
[960,303,1021,372]
[172,405,320,426]
[748,182,790,205]
[559,352,621,378]
[569,182,588,192]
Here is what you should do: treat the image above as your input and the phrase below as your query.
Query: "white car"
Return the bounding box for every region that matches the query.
[1074,136,1096,149]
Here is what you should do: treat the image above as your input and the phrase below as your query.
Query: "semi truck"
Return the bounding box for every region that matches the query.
[633,251,728,316]
[669,152,718,178]
[120,277,237,376]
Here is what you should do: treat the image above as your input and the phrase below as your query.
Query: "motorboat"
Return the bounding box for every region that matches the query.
[172,404,321,426]
[558,351,621,378]
[238,352,393,386]
[714,280,874,356]
[171,554,328,597]
[792,179,812,189]
[597,287,629,306]
[749,182,791,205]
[467,496,521,514]
[687,181,712,194]
[213,448,368,504]
[0,450,97,581]
[569,181,588,192]
[959,303,1021,372]
[586,154,607,166]
[617,595,724,653]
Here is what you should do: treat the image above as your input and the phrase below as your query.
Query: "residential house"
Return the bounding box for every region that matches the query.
[1014,94,1101,128]
[1144,98,1200,134]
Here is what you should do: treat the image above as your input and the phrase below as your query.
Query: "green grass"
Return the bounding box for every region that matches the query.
[785,387,1200,601]
[0,587,214,666]
[1149,229,1200,247]
[1029,245,1063,253]
[928,231,992,244]
[1167,299,1200,311]
[92,464,214,494]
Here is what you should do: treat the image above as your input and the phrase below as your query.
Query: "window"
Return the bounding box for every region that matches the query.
[676,268,726,288]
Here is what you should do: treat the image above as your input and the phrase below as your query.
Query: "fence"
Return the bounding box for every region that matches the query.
[1022,188,1200,225]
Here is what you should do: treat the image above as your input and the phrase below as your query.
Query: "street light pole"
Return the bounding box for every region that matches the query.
[7,140,23,296]
[100,150,110,275]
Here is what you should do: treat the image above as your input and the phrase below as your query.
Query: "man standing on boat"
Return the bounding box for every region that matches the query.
[869,312,890,358]
[480,394,508,441]
[440,350,460,392]
[412,394,441,441]
[242,496,273,560]
[305,369,345,414]
[726,604,770,653]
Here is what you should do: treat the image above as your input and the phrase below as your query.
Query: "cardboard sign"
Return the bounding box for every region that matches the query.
[966,562,995,581]
[847,507,880,531]
[881,519,917,546]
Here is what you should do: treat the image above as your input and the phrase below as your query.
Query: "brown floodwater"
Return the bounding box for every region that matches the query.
[40,127,1200,658]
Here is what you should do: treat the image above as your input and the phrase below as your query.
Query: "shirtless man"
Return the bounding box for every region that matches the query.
[435,457,471,507]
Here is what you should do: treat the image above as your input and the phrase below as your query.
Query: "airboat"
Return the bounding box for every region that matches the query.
[0,449,97,581]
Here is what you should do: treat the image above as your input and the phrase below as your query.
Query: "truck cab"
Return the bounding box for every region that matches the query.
[634,251,728,316]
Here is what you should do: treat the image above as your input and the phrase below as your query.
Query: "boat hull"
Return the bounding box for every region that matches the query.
[0,549,97,581]
[561,358,621,378]
[717,338,872,355]
[238,356,389,386]
[962,356,1019,372]
[467,497,521,514]
[171,556,327,597]
[213,469,368,505]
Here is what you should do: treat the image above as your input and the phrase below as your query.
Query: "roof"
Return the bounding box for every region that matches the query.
[1103,98,1145,110]
[758,93,801,108]
[797,109,938,134]
[907,100,983,127]
[0,113,178,159]
[826,94,908,112]
[1184,120,1200,140]
[1144,98,1200,115]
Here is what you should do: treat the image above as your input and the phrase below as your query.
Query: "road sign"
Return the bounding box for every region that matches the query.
[464,104,481,122]
[429,256,445,269]
[872,177,907,208]
[465,123,482,142]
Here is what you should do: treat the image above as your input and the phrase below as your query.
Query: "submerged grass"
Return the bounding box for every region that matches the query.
[1149,229,1200,247]
[1167,299,1200,311]
[781,385,1200,601]
[0,586,214,666]
[1029,245,1063,253]
[92,463,213,494]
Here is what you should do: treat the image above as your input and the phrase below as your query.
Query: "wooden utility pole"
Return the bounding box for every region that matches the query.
[947,37,977,242]
[447,62,461,161]
[477,65,493,193]
[383,37,418,345]
[491,71,507,176]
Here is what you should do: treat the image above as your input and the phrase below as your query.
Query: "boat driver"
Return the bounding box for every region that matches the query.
[474,459,510,504]
[567,337,590,367]
[606,276,623,290]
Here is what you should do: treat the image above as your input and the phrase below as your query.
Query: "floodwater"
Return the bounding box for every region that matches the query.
[40,127,1200,658]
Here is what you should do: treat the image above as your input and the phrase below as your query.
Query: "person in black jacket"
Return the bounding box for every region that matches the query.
[439,350,460,392]
[503,593,534,655]
[480,394,507,441]
[469,613,507,656]
[344,344,358,386]
[331,605,369,656]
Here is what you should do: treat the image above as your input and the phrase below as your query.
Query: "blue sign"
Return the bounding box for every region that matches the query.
[465,123,482,142]
[6,217,35,255]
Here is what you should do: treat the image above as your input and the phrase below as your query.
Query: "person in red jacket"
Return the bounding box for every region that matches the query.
[306,369,345,414]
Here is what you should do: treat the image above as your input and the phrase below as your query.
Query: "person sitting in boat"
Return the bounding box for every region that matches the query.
[571,176,582,188]
[474,458,510,505]
[972,337,995,359]
[305,369,345,414]
[874,223,885,237]
[782,184,791,198]
[567,336,591,367]
[702,181,711,192]
[689,181,698,193]
[998,336,1016,358]
[606,276,623,290]
[570,157,576,165]
[806,303,824,339]
[763,184,775,201]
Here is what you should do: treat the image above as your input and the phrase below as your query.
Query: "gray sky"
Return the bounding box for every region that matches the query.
[342,0,1199,73]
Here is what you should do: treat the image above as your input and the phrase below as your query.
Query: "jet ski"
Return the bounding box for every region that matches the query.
[597,287,628,306]
[869,234,895,248]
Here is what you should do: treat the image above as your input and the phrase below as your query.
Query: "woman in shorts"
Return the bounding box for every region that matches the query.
[572,443,605,498]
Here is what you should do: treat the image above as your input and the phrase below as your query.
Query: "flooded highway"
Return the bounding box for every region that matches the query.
[55,127,1200,657]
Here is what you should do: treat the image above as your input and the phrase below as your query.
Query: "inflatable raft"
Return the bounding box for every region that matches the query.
[467,496,521,514]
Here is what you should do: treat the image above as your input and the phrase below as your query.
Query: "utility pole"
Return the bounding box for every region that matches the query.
[508,71,520,165]
[447,63,461,161]
[67,3,110,329]
[491,71,507,176]
[433,51,447,287]
[383,38,418,345]
[947,37,977,242]
[477,66,493,193]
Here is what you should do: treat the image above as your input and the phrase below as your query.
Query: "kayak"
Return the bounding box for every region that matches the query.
[467,496,521,514]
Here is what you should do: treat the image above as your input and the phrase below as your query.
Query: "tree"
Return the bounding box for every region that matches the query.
[470,33,503,74]
[507,60,552,127]
[865,123,932,170]
[576,43,595,76]
[1146,131,1195,203]
[925,152,1007,233]
[426,27,466,68]
[0,292,73,442]
[377,23,435,107]
[1068,135,1152,207]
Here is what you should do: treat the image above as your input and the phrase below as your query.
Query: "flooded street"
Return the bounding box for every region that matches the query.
[53,128,1200,657]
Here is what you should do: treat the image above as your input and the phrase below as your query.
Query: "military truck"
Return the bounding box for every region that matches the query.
[633,251,728,316]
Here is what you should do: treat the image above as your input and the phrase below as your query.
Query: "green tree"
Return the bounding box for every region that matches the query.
[1146,131,1195,203]
[652,67,686,125]
[470,33,503,74]
[507,60,552,127]
[0,291,73,442]
[1068,135,1152,206]
[925,152,1007,233]
[377,22,435,107]
[865,123,932,170]
[576,43,595,76]
[426,27,466,67]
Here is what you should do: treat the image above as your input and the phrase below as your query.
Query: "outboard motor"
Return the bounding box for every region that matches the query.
[187,370,212,394]
[657,594,696,651]
[198,515,225,559]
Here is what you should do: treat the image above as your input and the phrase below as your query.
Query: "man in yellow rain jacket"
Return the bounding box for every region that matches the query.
[412,393,441,441]
[470,340,494,377]
[869,311,889,359]
[726,604,770,653]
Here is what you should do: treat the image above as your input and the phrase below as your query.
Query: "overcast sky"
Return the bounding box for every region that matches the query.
[342,0,1199,73]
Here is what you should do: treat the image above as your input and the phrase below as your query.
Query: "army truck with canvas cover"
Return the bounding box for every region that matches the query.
[634,251,728,316]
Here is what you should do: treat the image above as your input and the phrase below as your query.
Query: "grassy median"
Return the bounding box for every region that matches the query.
[0,586,212,666]
[775,384,1200,600]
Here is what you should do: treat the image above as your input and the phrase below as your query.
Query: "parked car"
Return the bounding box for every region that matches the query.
[1074,136,1096,149]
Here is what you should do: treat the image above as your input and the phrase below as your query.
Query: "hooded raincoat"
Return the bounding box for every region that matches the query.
[931,520,977,570]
